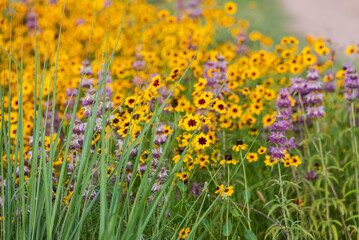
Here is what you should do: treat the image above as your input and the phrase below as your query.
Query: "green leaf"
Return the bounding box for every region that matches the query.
[346,214,359,222]
[331,224,338,240]
[231,208,241,218]
[243,190,251,203]
[201,218,209,228]
[222,220,232,237]
[244,229,257,240]
[177,180,187,193]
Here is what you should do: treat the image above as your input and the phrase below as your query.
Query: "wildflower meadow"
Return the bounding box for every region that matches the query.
[1,0,359,239]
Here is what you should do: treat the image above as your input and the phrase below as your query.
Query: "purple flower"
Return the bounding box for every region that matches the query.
[305,92,323,104]
[270,146,286,160]
[307,106,325,119]
[305,170,318,181]
[268,131,286,145]
[344,64,359,102]
[27,11,39,30]
[290,76,306,94]
[268,87,294,161]
[191,182,202,197]
[204,54,229,96]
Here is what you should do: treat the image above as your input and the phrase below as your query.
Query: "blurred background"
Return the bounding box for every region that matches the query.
[281,0,359,51]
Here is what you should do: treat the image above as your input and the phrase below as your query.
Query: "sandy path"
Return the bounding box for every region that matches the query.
[280,0,359,51]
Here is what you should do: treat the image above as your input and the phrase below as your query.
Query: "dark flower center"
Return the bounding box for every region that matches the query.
[198,137,207,145]
[153,79,160,87]
[188,119,197,127]
[236,139,243,145]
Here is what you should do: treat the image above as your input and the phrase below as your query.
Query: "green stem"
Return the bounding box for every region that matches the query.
[350,102,359,220]
[316,120,352,240]
[315,120,330,223]
[277,161,289,232]
[240,151,251,230]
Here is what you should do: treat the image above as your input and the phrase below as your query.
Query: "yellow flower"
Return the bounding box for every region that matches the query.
[221,186,234,197]
[124,96,136,108]
[346,45,356,55]
[242,87,250,95]
[284,160,291,167]
[172,153,193,164]
[213,100,227,114]
[303,54,317,65]
[151,75,161,89]
[264,89,276,100]
[157,10,169,19]
[176,171,189,181]
[262,112,276,127]
[288,96,296,106]
[257,146,267,155]
[193,133,210,150]
[178,227,191,239]
[219,153,239,165]
[179,113,201,131]
[264,155,277,167]
[232,139,248,152]
[246,152,258,163]
[224,1,237,15]
[194,93,211,109]
[290,155,302,167]
[215,184,224,194]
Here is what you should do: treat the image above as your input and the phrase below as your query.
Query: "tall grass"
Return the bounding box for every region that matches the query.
[1,0,359,239]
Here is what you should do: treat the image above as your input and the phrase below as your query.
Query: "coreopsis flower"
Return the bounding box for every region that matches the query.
[242,87,250,95]
[179,113,201,131]
[221,186,234,197]
[215,184,224,194]
[150,75,161,90]
[262,112,276,127]
[246,152,258,163]
[176,171,189,181]
[232,138,248,152]
[264,155,277,167]
[124,96,136,109]
[219,153,239,165]
[193,78,207,91]
[290,155,302,167]
[228,104,242,119]
[213,100,227,114]
[283,160,291,167]
[172,148,193,163]
[293,197,304,206]
[257,146,267,155]
[346,45,356,55]
[224,1,237,15]
[193,133,210,150]
[193,93,212,109]
[178,227,191,239]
